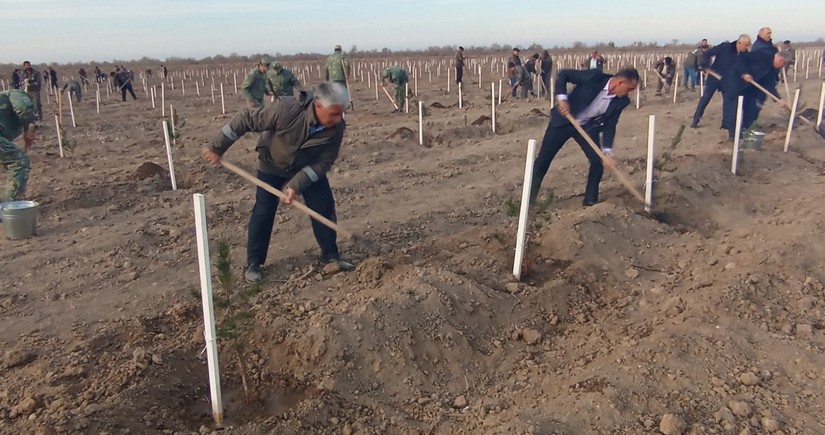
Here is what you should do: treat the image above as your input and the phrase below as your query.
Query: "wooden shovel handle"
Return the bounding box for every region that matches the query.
[23,124,35,152]
[221,160,352,238]
[381,85,399,110]
[749,79,812,125]
[562,113,646,204]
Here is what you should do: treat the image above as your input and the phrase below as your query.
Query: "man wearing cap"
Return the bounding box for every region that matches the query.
[382,66,409,112]
[325,45,350,88]
[241,56,273,108]
[266,62,302,99]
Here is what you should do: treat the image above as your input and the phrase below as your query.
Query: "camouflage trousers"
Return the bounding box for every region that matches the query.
[395,84,406,109]
[26,90,42,121]
[0,137,30,200]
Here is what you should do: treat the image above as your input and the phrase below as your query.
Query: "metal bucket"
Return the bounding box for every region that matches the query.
[0,201,40,239]
[743,131,765,150]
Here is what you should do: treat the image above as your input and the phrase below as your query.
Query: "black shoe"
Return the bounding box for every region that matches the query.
[245,263,262,283]
[583,199,597,207]
[690,121,699,128]
[320,253,355,271]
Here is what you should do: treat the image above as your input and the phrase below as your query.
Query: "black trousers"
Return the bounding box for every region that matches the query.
[121,83,137,101]
[531,122,605,204]
[456,65,463,84]
[692,76,721,125]
[247,170,339,266]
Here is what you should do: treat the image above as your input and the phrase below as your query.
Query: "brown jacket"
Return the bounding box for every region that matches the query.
[210,96,345,192]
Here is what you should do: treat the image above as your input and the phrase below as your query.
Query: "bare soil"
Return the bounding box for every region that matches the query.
[2,60,825,434]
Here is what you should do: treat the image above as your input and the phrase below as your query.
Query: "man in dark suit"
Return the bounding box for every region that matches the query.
[531,68,639,206]
[720,49,788,140]
[691,34,751,128]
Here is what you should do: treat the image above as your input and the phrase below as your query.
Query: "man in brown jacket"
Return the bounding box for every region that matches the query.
[202,82,354,283]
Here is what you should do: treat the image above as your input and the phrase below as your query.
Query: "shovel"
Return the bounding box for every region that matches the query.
[380,85,400,110]
[707,69,825,139]
[220,160,375,252]
[562,112,646,204]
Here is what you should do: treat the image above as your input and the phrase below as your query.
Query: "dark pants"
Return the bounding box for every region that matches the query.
[531,122,604,204]
[247,170,339,266]
[456,65,463,84]
[540,72,550,94]
[692,76,721,125]
[722,88,761,139]
[121,83,137,101]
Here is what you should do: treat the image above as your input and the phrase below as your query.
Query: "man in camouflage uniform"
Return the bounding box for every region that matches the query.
[266,62,302,99]
[382,66,408,112]
[20,61,42,121]
[62,79,82,103]
[0,90,36,200]
[241,55,273,108]
[325,45,350,88]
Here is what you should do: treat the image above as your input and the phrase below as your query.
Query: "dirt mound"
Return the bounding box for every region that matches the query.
[132,162,166,180]
[470,115,491,126]
[429,102,446,109]
[388,127,415,141]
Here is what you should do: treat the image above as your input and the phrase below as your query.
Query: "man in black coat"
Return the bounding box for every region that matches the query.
[720,49,788,139]
[691,34,751,128]
[531,68,639,206]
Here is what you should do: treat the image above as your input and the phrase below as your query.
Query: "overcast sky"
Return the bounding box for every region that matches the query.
[1,0,822,64]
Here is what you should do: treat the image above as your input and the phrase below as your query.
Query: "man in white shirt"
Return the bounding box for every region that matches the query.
[531,68,639,206]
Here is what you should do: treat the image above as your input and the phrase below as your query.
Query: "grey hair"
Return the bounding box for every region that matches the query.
[313,82,349,107]
[738,34,751,42]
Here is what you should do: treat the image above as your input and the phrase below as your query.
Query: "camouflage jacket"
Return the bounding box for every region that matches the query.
[382,67,408,86]
[241,68,268,103]
[21,68,41,91]
[0,90,36,141]
[325,52,350,81]
[266,67,300,97]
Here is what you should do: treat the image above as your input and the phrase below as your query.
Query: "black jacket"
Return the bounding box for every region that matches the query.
[551,69,630,150]
[721,50,779,97]
[702,41,741,75]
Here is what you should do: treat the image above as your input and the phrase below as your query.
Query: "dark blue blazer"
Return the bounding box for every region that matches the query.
[551,69,630,149]
[702,41,741,74]
[721,50,779,97]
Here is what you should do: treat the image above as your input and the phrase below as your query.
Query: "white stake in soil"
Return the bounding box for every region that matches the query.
[784,88,801,152]
[162,120,178,190]
[161,83,166,117]
[220,83,225,115]
[513,139,537,281]
[458,82,463,109]
[192,193,224,425]
[66,91,76,128]
[418,101,424,146]
[54,115,64,158]
[732,96,744,175]
[645,115,655,213]
[491,83,496,133]
[817,82,825,130]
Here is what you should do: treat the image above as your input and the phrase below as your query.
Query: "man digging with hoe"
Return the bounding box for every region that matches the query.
[202,82,355,283]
